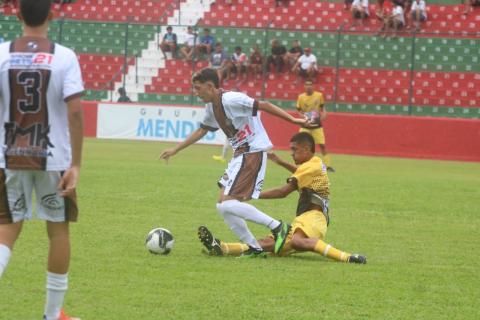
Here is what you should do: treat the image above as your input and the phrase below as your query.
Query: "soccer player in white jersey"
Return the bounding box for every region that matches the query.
[0,1,84,319]
[160,68,312,257]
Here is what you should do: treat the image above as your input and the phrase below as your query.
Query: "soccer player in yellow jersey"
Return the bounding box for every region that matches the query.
[296,80,334,172]
[198,132,366,263]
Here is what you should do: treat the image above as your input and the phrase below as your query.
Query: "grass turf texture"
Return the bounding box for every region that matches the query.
[1,138,479,319]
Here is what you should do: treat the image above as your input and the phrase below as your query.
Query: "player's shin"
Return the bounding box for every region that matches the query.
[220,242,249,256]
[314,240,350,262]
[44,272,68,320]
[220,199,280,229]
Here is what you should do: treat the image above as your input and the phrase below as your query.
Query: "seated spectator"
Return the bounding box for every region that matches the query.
[249,44,263,82]
[375,0,385,18]
[345,0,354,10]
[231,46,247,84]
[266,39,288,74]
[286,40,303,68]
[463,0,480,15]
[292,48,318,82]
[209,42,231,83]
[351,0,369,26]
[377,4,405,37]
[275,0,289,7]
[410,0,427,31]
[195,28,215,59]
[160,26,177,59]
[117,87,131,103]
[180,26,197,61]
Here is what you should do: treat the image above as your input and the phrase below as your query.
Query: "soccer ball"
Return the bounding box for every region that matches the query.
[145,228,174,255]
[305,111,321,127]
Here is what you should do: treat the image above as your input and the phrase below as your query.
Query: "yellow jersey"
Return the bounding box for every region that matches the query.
[288,156,330,216]
[296,91,324,113]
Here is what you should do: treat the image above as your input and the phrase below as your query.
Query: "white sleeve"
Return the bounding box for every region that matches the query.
[63,49,84,102]
[200,105,219,131]
[224,92,257,118]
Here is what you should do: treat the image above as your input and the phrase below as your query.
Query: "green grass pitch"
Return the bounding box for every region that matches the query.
[1,138,479,320]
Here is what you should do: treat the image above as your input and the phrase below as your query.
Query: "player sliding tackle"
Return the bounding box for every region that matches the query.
[198,132,367,264]
[160,68,315,257]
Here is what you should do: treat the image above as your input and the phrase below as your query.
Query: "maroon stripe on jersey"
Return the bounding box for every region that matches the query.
[0,170,13,224]
[212,91,237,138]
[5,37,53,170]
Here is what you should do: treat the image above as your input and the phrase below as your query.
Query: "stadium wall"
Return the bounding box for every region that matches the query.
[83,102,480,162]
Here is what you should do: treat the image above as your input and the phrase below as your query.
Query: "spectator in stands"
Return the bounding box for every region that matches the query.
[351,0,370,26]
[410,0,427,31]
[275,0,289,7]
[180,26,197,61]
[344,0,354,10]
[231,46,248,85]
[209,42,230,84]
[160,26,177,59]
[117,87,131,103]
[463,0,479,15]
[286,40,303,69]
[377,4,405,37]
[266,39,288,74]
[375,0,385,19]
[195,28,215,59]
[292,48,318,83]
[249,44,263,82]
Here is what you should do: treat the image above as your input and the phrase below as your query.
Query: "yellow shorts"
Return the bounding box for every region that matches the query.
[299,127,325,145]
[279,210,328,255]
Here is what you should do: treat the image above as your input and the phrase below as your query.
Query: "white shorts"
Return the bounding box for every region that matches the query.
[218,151,267,201]
[0,169,78,224]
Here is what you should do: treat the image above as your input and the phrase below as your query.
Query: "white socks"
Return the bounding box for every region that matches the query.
[44,272,68,320]
[0,244,12,278]
[217,200,281,250]
[218,200,280,229]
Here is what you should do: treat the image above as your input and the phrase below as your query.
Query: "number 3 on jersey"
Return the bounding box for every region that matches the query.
[15,70,43,113]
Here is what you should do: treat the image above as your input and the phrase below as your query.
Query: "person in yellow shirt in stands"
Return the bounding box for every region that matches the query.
[296,80,334,172]
[198,132,366,264]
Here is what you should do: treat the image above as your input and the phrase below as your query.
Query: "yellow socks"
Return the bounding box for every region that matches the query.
[221,242,249,256]
[314,240,350,262]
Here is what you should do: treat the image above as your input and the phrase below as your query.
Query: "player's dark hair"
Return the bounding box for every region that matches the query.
[291,132,315,153]
[192,68,220,88]
[20,0,52,27]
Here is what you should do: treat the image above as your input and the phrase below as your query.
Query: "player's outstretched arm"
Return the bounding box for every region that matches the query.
[259,183,296,199]
[267,152,297,173]
[158,127,208,162]
[258,101,313,128]
[58,97,84,197]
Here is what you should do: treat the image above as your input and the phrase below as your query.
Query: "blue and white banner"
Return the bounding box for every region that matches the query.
[97,103,226,145]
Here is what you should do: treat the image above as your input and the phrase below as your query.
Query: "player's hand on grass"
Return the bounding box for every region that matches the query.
[159,148,177,163]
[58,165,80,197]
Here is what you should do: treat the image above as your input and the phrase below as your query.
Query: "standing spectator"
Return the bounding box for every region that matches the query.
[463,0,480,15]
[286,40,303,69]
[296,81,335,172]
[266,39,288,74]
[410,0,427,31]
[117,87,131,103]
[0,1,84,319]
[180,26,197,61]
[160,26,177,59]
[230,46,247,85]
[351,0,370,26]
[292,48,318,82]
[209,42,230,84]
[249,44,263,82]
[195,28,215,59]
